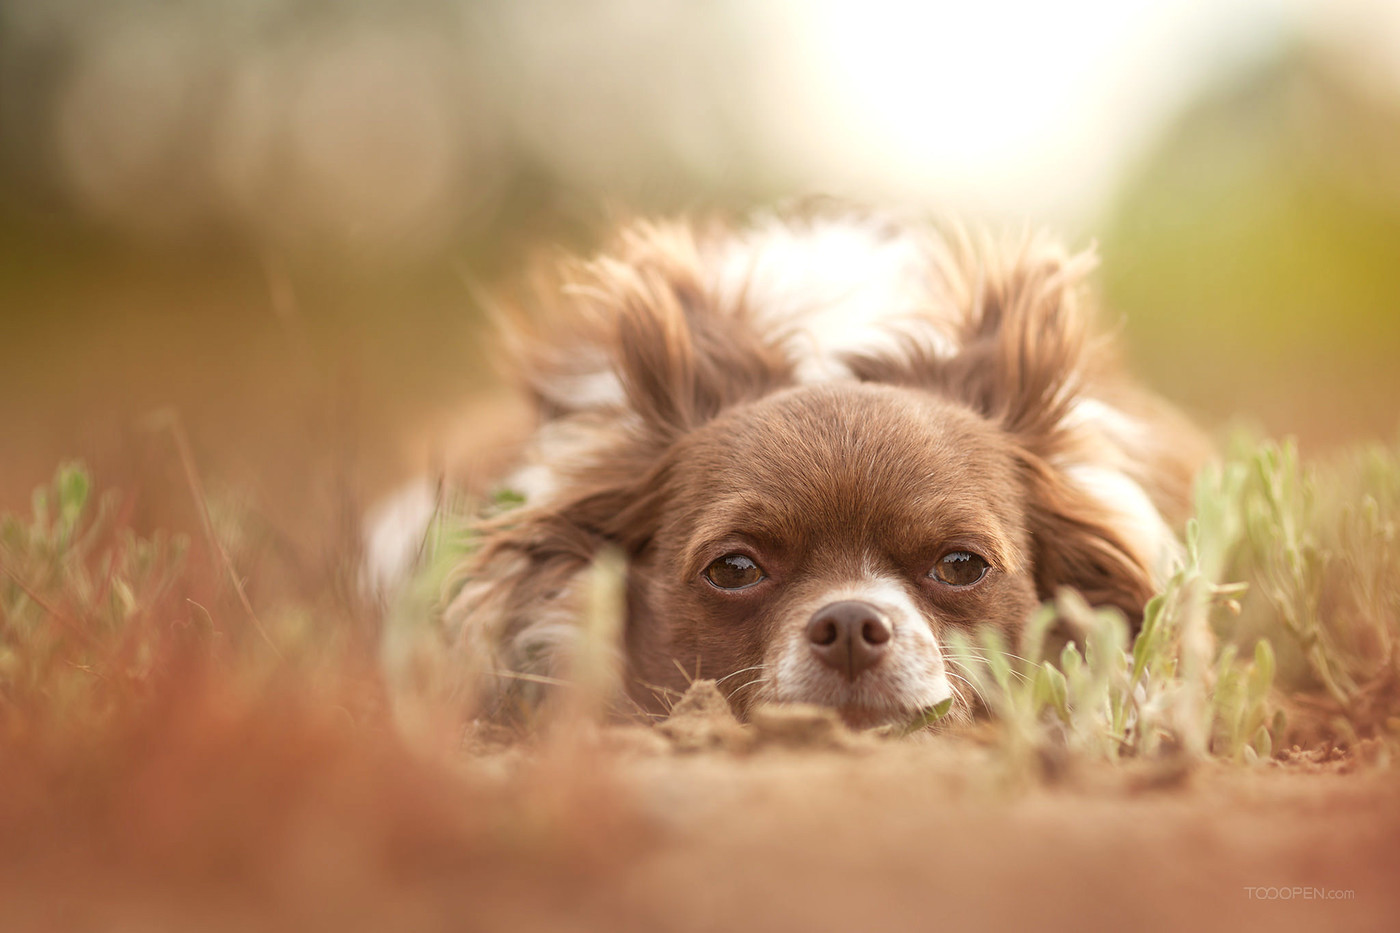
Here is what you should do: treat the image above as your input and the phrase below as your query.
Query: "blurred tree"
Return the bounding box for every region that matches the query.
[0,0,778,274]
[0,0,786,508]
[1101,45,1400,446]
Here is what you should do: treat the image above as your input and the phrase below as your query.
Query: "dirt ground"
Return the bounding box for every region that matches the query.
[599,744,1398,933]
[587,755,1395,933]
[3,678,1396,933]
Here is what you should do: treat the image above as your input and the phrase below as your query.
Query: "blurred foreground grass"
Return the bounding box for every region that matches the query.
[6,432,1396,768]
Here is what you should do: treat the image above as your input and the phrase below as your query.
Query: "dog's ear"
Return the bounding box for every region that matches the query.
[952,238,1166,626]
[838,231,1096,438]
[443,468,665,721]
[513,222,791,437]
[454,219,794,719]
[924,233,1097,438]
[955,239,1163,625]
[1016,451,1158,625]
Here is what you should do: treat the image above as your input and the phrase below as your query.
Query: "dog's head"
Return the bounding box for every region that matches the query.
[625,382,1037,726]
[450,213,1203,728]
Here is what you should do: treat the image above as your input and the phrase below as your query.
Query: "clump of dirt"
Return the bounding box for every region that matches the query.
[654,682,872,754]
[656,680,751,753]
[1274,738,1395,773]
[666,679,735,720]
[596,724,672,756]
[747,702,865,751]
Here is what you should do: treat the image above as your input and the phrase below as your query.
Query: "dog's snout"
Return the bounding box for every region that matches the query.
[806,600,892,681]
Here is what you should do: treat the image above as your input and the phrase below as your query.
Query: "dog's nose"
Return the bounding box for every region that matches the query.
[806,600,892,681]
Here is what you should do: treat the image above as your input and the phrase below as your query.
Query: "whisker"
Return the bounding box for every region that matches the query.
[995,666,1032,685]
[953,652,1032,684]
[714,664,767,686]
[957,646,1040,668]
[491,669,569,687]
[725,676,767,701]
[945,669,988,710]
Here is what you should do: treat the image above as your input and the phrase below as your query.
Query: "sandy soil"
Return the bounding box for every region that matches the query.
[4,679,1396,933]
[595,744,1398,933]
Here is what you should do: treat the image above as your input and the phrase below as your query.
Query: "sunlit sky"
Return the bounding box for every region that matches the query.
[770,0,1400,226]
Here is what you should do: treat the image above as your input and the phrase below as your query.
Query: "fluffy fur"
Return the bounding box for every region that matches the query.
[441,208,1208,727]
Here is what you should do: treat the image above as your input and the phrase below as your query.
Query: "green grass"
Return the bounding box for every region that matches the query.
[4,434,1399,767]
[947,434,1400,772]
[0,463,189,726]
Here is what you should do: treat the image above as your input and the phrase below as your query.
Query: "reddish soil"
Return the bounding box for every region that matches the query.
[3,680,1396,933]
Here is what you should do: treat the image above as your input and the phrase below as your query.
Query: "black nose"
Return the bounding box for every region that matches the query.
[805,600,893,681]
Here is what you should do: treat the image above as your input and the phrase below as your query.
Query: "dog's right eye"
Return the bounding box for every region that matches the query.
[930,551,991,587]
[703,554,765,590]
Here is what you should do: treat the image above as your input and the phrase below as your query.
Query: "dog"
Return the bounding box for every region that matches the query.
[432,207,1207,729]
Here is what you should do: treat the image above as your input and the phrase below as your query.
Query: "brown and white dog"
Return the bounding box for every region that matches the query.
[427,208,1206,729]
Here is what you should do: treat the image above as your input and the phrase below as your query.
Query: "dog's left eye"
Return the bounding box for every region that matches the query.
[930,551,990,586]
[703,554,765,590]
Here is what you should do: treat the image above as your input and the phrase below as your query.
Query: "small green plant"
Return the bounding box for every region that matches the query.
[946,445,1275,769]
[377,481,484,736]
[1211,638,1280,762]
[950,432,1400,769]
[901,696,954,735]
[1226,437,1400,733]
[0,463,188,721]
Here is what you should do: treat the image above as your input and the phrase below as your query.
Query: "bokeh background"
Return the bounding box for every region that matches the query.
[3,0,1399,543]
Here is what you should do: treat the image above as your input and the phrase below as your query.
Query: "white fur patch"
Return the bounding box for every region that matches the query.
[501,415,636,508]
[546,369,627,410]
[502,463,559,505]
[1064,463,1180,584]
[360,478,439,600]
[706,217,959,383]
[1061,398,1148,449]
[1056,399,1181,584]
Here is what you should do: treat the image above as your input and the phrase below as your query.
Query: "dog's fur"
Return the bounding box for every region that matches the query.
[440,208,1207,728]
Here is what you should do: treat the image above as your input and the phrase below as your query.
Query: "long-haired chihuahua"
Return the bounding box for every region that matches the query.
[432,208,1207,729]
